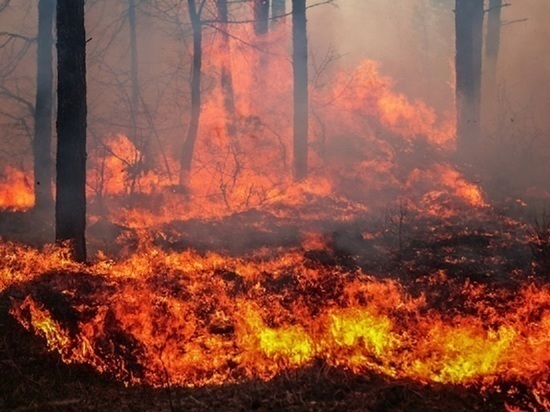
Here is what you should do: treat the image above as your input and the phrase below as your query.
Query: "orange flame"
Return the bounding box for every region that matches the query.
[0,166,34,211]
[3,243,548,407]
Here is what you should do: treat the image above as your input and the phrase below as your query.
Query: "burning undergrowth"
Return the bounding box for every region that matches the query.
[1,203,548,410]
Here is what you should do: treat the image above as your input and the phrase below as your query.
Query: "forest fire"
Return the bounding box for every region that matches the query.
[0,0,549,410]
[2,238,549,407]
[0,166,34,211]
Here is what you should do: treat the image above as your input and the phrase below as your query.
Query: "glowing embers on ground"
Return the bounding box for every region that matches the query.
[4,242,548,407]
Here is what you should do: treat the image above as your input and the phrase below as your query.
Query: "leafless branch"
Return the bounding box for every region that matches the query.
[0,32,36,43]
[502,18,528,26]
[0,85,34,116]
[484,3,511,13]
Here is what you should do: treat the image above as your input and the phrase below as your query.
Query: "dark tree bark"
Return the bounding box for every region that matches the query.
[485,0,502,101]
[33,0,55,213]
[271,0,286,25]
[55,0,87,262]
[292,0,308,180]
[254,0,270,35]
[455,0,484,156]
[216,0,238,143]
[179,0,202,184]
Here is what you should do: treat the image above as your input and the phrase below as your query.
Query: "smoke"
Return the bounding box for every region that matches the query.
[308,0,455,113]
[308,0,550,198]
[482,0,550,196]
[0,0,548,231]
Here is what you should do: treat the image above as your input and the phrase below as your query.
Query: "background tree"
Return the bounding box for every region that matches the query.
[55,0,87,261]
[179,0,205,185]
[292,0,308,180]
[33,0,55,213]
[271,0,285,24]
[455,0,483,158]
[216,0,237,142]
[125,0,151,179]
[485,0,503,93]
[128,0,139,117]
[254,0,269,35]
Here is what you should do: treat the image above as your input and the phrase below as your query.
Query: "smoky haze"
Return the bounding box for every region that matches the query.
[0,0,549,226]
[309,0,550,197]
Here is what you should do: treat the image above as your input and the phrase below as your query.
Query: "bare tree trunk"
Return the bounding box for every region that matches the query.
[127,0,150,179]
[253,0,270,92]
[254,0,269,35]
[33,0,55,213]
[272,0,286,24]
[55,0,87,262]
[455,0,483,157]
[128,0,139,116]
[216,0,237,142]
[292,0,308,180]
[485,0,502,104]
[179,0,202,185]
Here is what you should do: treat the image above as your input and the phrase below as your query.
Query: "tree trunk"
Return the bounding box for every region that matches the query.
[179,0,202,185]
[254,0,269,35]
[272,0,286,24]
[127,0,149,179]
[33,0,55,213]
[128,0,139,117]
[484,0,502,108]
[455,0,483,157]
[292,0,308,180]
[55,0,87,262]
[216,0,237,143]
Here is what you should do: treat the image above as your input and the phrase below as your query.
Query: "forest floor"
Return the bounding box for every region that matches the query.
[0,201,548,411]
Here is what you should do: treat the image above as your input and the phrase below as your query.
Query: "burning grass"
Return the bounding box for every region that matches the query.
[0,205,548,410]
